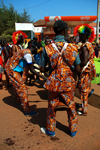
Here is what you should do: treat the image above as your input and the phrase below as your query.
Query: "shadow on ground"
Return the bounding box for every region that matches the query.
[2,95,69,136]
[36,90,48,100]
[26,79,45,89]
[2,95,24,113]
[30,107,69,136]
[29,104,69,135]
[75,88,100,109]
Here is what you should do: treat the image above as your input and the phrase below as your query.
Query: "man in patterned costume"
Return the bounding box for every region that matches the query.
[40,20,81,137]
[5,42,46,116]
[11,31,29,83]
[74,24,96,115]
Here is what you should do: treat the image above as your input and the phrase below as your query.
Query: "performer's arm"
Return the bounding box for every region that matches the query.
[29,63,46,80]
[80,46,89,67]
[24,53,46,80]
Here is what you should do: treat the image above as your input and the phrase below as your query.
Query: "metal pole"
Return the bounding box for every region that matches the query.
[96,0,100,43]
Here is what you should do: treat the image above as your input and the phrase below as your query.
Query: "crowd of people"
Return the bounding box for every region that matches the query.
[0,20,99,138]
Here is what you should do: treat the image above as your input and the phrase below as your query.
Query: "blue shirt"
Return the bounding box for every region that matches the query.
[13,53,33,72]
[13,59,27,72]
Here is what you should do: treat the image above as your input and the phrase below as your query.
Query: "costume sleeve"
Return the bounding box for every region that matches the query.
[24,53,33,64]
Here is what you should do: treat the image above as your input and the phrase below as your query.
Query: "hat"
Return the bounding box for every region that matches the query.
[54,20,68,34]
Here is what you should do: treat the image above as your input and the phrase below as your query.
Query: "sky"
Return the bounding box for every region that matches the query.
[1,0,99,22]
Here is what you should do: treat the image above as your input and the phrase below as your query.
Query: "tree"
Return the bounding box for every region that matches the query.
[0,1,34,42]
[20,9,33,23]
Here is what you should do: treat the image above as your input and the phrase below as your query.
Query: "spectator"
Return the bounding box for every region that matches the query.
[94,43,99,58]
[0,47,3,89]
[45,36,51,45]
[0,39,11,88]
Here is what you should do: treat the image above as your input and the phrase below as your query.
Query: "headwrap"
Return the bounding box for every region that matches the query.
[74,24,95,42]
[12,30,28,44]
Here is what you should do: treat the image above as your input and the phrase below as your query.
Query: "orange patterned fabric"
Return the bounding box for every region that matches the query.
[43,42,79,133]
[9,71,30,113]
[78,42,96,114]
[79,73,91,114]
[5,49,32,113]
[5,49,31,72]
[46,90,78,132]
[12,45,21,55]
[44,42,78,92]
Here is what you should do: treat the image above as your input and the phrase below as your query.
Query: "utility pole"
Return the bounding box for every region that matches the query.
[96,0,100,43]
[15,11,17,23]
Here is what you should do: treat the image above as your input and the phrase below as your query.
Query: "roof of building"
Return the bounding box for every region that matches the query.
[89,22,97,27]
[33,19,46,27]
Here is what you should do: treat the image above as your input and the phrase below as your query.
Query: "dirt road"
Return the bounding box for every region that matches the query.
[0,76,100,150]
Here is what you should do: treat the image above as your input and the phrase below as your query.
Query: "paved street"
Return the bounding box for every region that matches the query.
[0,76,100,150]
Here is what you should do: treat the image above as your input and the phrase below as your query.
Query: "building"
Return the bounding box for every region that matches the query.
[15,22,44,42]
[34,16,97,41]
[15,16,97,42]
[15,23,34,42]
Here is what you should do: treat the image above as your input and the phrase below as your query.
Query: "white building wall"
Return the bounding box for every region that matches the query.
[15,23,34,31]
[15,23,44,40]
[15,23,43,33]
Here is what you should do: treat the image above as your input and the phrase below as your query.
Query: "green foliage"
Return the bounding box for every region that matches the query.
[4,28,15,35]
[0,1,34,42]
[0,34,12,42]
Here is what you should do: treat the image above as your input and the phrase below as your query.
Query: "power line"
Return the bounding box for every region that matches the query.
[17,0,51,11]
